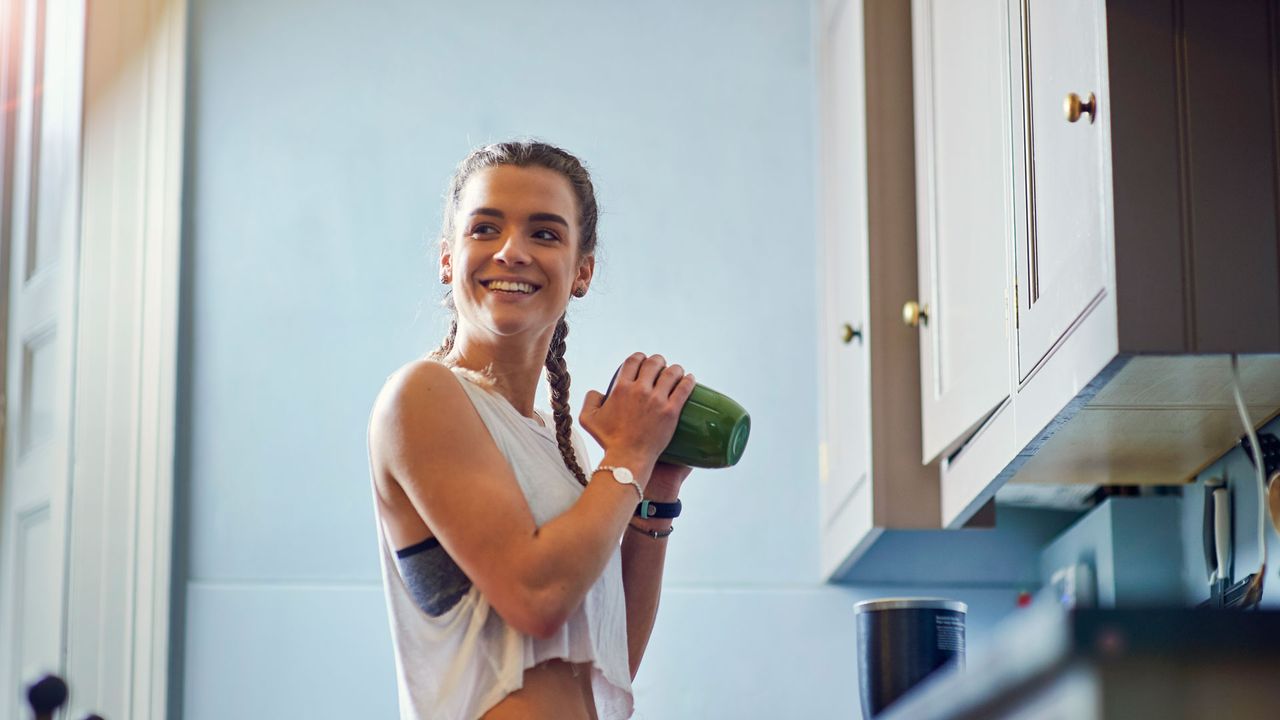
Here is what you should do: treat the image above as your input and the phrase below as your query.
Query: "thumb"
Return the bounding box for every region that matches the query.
[581,389,604,422]
[581,390,605,418]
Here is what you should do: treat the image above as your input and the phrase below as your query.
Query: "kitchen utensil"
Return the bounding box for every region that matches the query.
[1268,471,1280,541]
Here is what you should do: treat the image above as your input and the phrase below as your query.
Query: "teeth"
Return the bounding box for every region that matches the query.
[486,280,537,294]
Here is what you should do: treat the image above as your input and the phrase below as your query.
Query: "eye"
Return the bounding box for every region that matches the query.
[532,229,561,242]
[470,223,500,238]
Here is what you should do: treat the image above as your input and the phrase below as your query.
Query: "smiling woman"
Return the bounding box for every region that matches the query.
[366,141,696,720]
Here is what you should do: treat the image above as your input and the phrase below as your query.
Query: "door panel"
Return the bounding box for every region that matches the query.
[818,0,870,533]
[1014,0,1109,377]
[16,507,56,680]
[912,0,1013,462]
[0,1,84,715]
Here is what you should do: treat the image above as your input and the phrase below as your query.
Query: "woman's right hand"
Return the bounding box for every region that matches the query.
[579,352,696,464]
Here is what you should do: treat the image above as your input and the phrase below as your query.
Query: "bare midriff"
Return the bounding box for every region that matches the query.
[481,659,599,720]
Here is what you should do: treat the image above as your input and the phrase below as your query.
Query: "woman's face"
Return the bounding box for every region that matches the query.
[441,164,594,343]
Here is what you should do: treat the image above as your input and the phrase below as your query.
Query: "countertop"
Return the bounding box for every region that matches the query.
[878,604,1280,720]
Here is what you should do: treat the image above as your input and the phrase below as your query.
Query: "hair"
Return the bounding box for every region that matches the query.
[430,140,599,486]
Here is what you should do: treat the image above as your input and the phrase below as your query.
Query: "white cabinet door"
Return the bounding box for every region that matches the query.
[911,0,1014,462]
[817,0,872,550]
[1012,0,1110,378]
[0,0,85,715]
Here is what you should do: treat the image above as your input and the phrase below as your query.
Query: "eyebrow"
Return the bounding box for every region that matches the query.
[470,208,569,227]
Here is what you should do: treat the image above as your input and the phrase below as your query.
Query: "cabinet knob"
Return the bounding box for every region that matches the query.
[840,322,863,344]
[902,301,928,328]
[1063,92,1097,124]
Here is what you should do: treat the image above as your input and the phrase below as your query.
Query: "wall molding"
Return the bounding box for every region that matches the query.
[65,0,187,717]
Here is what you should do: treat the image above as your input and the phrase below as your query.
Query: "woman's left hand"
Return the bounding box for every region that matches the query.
[643,462,691,502]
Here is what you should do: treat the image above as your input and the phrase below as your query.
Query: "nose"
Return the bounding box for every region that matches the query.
[493,230,532,266]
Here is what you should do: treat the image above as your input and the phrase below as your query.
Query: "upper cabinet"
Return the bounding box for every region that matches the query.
[911,0,1280,526]
[818,0,873,578]
[1012,0,1112,379]
[817,0,940,579]
[910,0,1015,464]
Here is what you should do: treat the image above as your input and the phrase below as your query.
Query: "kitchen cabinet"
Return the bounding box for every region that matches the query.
[817,0,939,579]
[1012,0,1111,379]
[910,0,1280,526]
[910,0,1015,464]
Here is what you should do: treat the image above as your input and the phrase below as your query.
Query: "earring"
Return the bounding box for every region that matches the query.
[573,286,586,298]
[440,273,451,285]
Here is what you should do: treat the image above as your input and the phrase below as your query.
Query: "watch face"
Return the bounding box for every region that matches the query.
[613,467,634,485]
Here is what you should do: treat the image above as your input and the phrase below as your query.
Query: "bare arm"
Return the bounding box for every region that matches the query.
[369,354,693,638]
[620,463,690,678]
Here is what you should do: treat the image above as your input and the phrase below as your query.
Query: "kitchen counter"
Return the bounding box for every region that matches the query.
[878,604,1280,720]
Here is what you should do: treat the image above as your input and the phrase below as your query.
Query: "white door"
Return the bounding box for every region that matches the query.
[911,0,1014,462]
[1013,0,1110,378]
[0,0,85,715]
[817,0,872,568]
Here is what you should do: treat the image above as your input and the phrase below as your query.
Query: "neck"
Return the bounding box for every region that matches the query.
[444,322,554,418]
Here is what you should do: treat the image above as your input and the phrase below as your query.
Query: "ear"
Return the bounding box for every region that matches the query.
[574,253,595,297]
[438,240,453,284]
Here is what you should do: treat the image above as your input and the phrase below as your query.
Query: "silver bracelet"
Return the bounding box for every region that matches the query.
[627,521,674,539]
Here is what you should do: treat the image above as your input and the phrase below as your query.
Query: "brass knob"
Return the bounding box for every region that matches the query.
[902,301,928,328]
[841,323,863,345]
[1064,92,1097,124]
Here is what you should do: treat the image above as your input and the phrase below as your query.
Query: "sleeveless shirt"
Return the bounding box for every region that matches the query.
[372,367,634,719]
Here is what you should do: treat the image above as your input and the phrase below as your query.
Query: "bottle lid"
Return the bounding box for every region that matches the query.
[725,413,750,467]
[854,597,968,614]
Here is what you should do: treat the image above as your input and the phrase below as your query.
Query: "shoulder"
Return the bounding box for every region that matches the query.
[369,359,470,444]
[368,358,505,488]
[374,357,459,407]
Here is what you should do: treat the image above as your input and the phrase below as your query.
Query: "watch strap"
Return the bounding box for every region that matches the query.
[635,499,682,519]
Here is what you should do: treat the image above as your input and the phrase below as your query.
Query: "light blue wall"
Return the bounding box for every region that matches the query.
[1039,496,1184,607]
[174,1,1031,717]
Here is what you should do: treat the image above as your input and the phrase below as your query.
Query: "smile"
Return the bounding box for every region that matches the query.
[480,279,540,295]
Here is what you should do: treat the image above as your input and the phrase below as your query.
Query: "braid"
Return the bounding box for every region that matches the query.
[429,315,458,361]
[545,315,589,486]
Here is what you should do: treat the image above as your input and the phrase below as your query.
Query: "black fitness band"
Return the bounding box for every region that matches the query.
[635,499,682,519]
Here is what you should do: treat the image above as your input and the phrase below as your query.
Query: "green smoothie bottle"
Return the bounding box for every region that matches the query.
[604,367,751,469]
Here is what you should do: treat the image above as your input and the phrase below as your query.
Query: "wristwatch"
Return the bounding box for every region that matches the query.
[595,465,641,500]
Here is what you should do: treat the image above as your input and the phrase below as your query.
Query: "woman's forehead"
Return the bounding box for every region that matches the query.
[457,165,577,218]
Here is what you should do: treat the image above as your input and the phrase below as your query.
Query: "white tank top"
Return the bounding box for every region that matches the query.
[373,367,634,719]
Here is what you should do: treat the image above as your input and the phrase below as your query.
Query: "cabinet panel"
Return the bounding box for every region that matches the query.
[912,0,1013,462]
[1013,0,1111,378]
[818,0,870,535]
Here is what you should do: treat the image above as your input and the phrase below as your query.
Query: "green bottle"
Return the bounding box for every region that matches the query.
[605,367,751,469]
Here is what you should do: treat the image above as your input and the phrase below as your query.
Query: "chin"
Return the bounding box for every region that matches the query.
[481,312,557,339]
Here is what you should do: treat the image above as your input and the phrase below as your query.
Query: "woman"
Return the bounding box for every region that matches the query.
[367,141,694,719]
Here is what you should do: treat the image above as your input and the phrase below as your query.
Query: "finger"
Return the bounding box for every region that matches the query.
[654,364,685,397]
[616,352,646,386]
[581,389,605,415]
[636,354,667,387]
[577,403,604,443]
[670,373,696,407]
